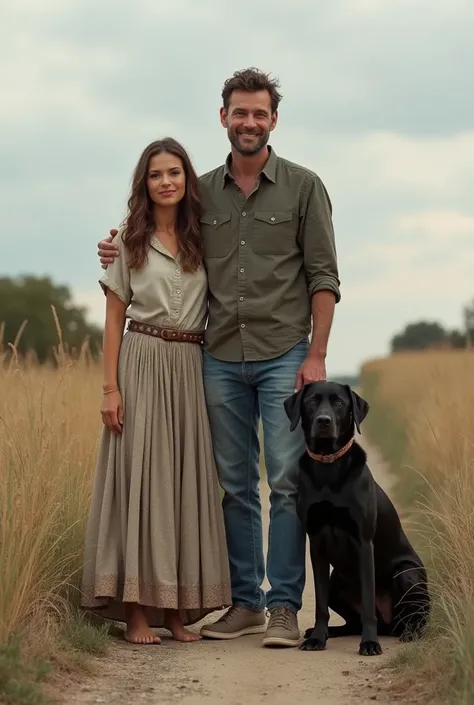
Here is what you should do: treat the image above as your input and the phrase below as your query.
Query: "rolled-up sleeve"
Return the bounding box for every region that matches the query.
[298,174,341,303]
[98,231,132,307]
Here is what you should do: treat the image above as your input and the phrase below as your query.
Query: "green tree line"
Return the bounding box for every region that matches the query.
[390,298,474,353]
[0,276,103,362]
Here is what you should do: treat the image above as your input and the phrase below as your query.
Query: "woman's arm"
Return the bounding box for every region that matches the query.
[101,289,126,434]
[102,289,126,391]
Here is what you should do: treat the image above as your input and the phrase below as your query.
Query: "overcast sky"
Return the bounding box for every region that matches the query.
[2,0,473,375]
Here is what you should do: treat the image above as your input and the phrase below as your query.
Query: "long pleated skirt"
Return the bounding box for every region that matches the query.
[80,330,232,627]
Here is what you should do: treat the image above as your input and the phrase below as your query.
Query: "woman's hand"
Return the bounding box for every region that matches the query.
[101,390,124,435]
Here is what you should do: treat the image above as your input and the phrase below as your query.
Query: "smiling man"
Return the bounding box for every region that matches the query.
[97,67,341,648]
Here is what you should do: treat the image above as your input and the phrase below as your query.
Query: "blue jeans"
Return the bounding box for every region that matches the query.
[203,341,308,613]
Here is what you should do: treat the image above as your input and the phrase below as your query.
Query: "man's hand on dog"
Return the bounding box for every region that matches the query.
[295,353,326,390]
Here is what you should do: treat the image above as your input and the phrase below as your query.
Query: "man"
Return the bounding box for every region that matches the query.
[97,67,340,648]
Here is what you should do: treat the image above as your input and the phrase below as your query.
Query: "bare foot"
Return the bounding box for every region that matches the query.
[124,603,161,645]
[164,610,201,642]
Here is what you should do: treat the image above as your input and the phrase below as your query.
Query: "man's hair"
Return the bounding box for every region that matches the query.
[221,67,283,114]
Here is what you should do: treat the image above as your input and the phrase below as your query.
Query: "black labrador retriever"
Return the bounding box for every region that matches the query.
[284,381,430,656]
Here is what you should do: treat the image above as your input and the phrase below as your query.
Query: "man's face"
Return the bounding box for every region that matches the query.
[220,89,277,156]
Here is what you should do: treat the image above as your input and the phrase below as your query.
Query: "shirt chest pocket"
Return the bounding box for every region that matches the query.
[200,212,233,258]
[252,210,295,255]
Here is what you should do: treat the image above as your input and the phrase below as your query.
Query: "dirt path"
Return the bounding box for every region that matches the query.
[67,436,404,705]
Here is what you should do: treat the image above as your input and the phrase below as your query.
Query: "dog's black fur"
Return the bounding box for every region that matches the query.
[284,381,430,656]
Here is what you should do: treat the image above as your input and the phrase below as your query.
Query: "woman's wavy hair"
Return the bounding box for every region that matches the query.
[121,138,203,272]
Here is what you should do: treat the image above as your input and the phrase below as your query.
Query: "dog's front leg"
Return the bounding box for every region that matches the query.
[359,540,382,656]
[300,540,330,651]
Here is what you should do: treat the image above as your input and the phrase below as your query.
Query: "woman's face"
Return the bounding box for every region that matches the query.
[146,152,186,209]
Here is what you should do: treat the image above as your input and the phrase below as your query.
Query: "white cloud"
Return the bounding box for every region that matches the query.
[342,207,473,300]
[362,132,474,196]
[397,211,474,240]
[346,252,472,305]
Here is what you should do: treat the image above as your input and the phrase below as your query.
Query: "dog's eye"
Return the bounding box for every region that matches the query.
[334,399,343,407]
[309,399,316,405]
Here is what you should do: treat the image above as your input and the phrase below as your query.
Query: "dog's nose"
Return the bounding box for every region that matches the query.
[316,415,332,427]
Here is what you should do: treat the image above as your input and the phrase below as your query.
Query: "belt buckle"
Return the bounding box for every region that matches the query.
[161,328,171,340]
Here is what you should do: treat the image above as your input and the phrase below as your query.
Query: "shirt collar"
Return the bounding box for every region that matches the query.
[222,145,277,187]
[150,235,181,262]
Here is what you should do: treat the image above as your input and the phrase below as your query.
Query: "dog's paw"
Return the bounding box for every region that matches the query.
[303,627,316,639]
[299,635,327,652]
[359,640,383,656]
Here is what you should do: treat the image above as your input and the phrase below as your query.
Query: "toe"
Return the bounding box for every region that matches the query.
[179,632,199,642]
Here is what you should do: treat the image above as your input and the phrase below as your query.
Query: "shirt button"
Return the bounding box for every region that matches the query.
[270,216,275,222]
[213,219,217,225]
[175,268,180,274]
[176,289,181,294]
[240,268,244,273]
[242,211,246,216]
[240,240,245,245]
[240,323,246,328]
[239,296,244,302]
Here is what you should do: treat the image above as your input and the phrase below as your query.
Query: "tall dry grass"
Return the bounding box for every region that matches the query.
[360,350,474,704]
[0,321,109,703]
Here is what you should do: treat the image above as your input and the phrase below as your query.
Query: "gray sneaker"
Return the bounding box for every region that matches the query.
[200,605,266,640]
[261,607,302,647]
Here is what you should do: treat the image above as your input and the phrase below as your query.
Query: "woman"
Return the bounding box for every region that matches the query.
[81,138,231,645]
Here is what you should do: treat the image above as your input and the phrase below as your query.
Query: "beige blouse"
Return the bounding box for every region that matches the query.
[99,231,208,332]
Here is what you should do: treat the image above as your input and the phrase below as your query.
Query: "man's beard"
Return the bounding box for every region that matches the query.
[228,127,270,156]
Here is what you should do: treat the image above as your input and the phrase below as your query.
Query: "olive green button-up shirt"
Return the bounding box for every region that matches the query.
[198,146,341,362]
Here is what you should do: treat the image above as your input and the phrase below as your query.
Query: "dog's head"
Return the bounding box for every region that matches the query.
[283,381,369,452]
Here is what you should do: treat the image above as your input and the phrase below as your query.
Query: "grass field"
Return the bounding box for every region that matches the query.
[360,349,474,705]
[0,333,110,704]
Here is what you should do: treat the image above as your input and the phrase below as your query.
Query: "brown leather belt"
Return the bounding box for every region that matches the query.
[127,319,204,345]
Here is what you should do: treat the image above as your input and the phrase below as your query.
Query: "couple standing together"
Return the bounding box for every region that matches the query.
[81,67,341,649]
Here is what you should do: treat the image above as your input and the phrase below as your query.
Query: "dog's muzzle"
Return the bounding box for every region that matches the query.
[311,414,337,439]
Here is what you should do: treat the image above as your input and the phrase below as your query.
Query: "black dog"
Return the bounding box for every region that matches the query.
[284,381,430,656]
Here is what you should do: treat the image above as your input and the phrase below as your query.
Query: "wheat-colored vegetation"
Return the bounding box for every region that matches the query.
[360,350,474,705]
[0,319,110,705]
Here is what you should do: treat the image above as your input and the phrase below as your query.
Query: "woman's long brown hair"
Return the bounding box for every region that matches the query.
[121,138,203,272]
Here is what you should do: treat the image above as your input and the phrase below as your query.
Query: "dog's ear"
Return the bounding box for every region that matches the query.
[283,387,305,432]
[345,386,369,434]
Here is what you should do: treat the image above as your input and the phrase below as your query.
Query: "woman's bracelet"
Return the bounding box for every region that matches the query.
[103,387,119,395]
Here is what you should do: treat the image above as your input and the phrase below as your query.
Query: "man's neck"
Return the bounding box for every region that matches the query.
[229,145,270,181]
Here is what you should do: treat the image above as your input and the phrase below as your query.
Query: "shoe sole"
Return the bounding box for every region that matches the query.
[200,624,267,640]
[261,635,302,648]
